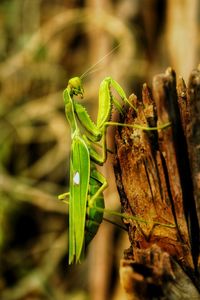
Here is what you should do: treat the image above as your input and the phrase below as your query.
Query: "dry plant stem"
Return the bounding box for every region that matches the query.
[0,8,134,80]
[114,67,200,299]
[86,2,115,299]
[166,0,198,79]
[0,173,65,214]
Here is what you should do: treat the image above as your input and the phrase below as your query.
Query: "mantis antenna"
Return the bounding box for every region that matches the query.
[80,44,120,79]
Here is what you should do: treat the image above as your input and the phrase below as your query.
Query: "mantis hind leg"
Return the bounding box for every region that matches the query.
[58,192,69,202]
[85,167,108,245]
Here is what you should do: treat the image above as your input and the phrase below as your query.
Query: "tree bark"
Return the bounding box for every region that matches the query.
[114,67,200,299]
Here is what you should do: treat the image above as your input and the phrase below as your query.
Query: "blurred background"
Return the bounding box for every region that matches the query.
[0,1,199,299]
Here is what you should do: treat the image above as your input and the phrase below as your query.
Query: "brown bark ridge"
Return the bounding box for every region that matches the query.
[114,67,200,299]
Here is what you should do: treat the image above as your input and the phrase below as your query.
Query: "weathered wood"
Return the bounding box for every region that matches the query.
[114,67,200,299]
[120,246,200,300]
[187,66,200,233]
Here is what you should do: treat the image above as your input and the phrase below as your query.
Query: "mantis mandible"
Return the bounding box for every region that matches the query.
[59,72,172,264]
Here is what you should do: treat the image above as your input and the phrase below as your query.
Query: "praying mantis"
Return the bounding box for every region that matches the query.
[59,73,173,264]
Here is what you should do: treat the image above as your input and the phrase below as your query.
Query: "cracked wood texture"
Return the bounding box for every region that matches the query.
[114,67,200,299]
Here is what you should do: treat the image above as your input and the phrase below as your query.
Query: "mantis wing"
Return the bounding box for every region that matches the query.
[69,135,90,264]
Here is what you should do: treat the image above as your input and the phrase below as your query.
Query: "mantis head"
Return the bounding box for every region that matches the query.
[68,77,84,97]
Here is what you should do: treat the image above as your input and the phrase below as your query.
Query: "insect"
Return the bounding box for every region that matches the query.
[59,70,172,264]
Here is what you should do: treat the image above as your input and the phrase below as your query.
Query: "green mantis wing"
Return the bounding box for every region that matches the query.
[69,135,90,264]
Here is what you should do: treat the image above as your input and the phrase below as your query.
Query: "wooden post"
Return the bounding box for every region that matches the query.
[114,67,200,299]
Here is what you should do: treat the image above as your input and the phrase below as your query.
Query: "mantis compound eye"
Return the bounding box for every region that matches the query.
[68,76,84,97]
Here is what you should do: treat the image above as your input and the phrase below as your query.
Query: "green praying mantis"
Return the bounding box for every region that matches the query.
[58,72,174,264]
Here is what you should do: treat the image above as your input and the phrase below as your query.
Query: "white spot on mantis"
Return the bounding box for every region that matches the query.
[73,172,80,185]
